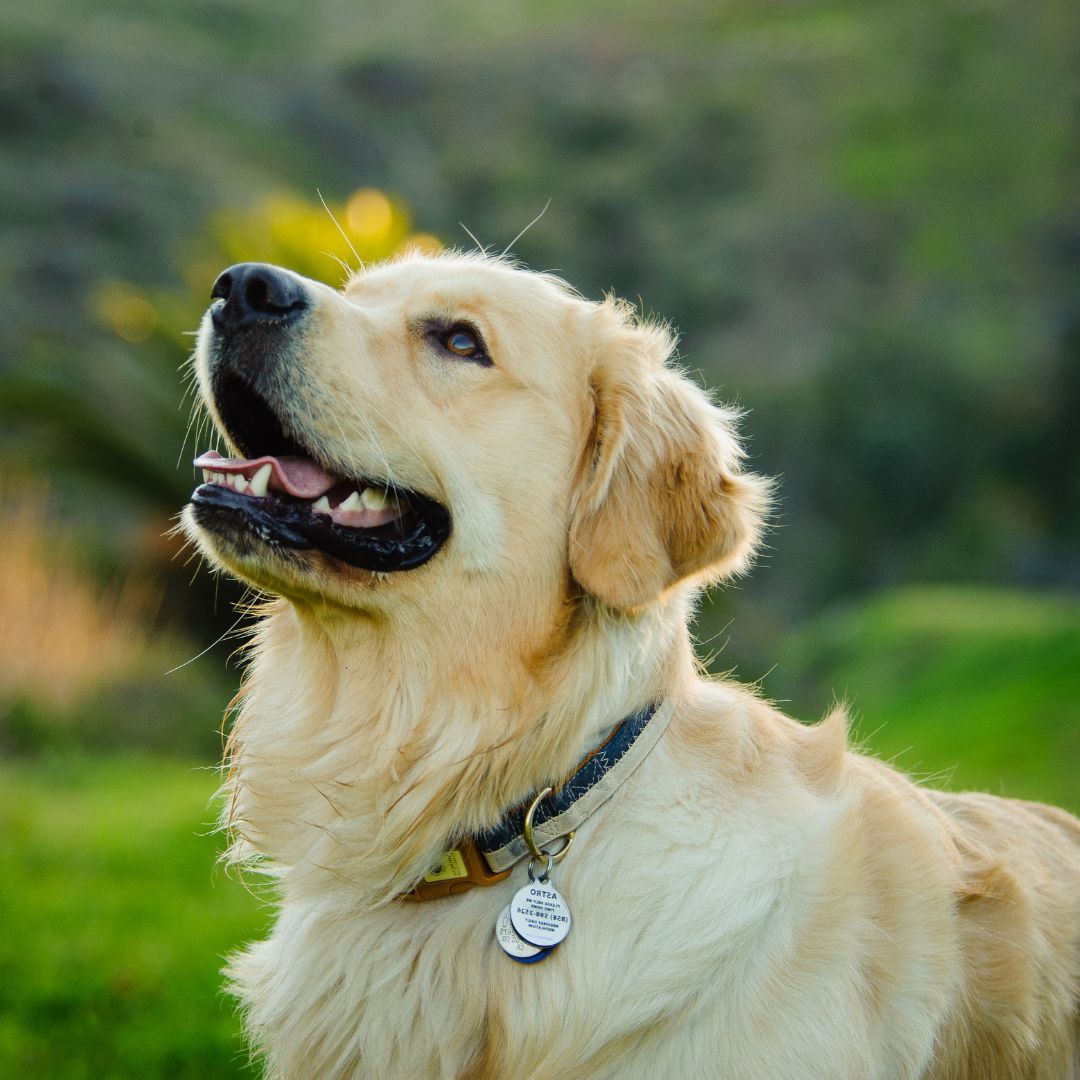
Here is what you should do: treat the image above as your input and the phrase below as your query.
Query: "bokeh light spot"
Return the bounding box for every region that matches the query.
[346,188,394,244]
[91,283,159,343]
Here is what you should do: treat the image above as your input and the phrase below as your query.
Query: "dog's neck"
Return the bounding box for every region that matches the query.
[222,585,694,906]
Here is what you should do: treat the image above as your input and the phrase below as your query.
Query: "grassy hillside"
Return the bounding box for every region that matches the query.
[0,756,266,1080]
[771,586,1080,813]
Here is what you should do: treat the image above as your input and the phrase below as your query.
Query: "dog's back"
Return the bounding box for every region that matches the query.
[922,789,1080,1079]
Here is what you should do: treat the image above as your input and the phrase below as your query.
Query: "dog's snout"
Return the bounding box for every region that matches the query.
[210,263,308,332]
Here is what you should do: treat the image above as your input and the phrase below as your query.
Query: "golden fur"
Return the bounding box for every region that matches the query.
[185,252,1080,1079]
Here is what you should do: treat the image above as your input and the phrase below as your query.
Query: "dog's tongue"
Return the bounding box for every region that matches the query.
[194,450,338,499]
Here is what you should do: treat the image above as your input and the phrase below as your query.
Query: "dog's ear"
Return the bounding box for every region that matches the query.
[569,315,771,611]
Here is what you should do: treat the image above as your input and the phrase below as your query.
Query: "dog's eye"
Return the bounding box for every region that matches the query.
[432,323,491,366]
[446,330,479,356]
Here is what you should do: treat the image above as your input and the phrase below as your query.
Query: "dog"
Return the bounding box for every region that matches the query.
[184,253,1080,1079]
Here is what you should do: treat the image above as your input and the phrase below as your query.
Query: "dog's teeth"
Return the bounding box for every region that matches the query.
[249,463,272,497]
[232,474,249,493]
[360,487,395,511]
[338,491,363,512]
[313,496,331,513]
[202,469,212,483]
[213,472,225,484]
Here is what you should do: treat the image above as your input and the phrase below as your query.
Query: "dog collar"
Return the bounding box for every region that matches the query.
[403,698,673,901]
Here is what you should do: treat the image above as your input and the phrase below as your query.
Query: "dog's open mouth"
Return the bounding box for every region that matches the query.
[190,374,451,572]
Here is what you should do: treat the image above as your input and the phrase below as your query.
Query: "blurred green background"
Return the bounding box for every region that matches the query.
[2,0,1078,1075]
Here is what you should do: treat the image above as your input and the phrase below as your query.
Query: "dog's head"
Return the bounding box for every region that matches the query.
[183,253,769,616]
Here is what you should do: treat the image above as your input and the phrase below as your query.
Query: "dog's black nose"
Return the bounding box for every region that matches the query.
[210,263,308,332]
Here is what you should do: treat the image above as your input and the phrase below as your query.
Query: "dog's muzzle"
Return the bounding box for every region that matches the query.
[189,264,452,573]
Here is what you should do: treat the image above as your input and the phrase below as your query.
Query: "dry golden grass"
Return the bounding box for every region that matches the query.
[0,493,164,710]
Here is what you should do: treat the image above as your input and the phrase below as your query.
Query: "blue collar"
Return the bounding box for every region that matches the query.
[403,699,674,901]
[477,698,673,873]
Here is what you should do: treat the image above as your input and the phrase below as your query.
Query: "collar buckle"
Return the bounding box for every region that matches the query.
[400,837,511,902]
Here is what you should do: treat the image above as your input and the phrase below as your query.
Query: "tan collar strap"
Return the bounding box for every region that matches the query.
[402,699,673,902]
[402,837,513,901]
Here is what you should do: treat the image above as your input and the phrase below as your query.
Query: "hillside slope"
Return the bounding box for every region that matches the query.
[772,586,1080,812]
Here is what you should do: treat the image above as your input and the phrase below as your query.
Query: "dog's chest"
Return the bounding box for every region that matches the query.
[231,801,930,1080]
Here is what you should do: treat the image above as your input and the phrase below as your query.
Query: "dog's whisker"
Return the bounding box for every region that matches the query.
[164,606,250,676]
[458,222,488,254]
[177,396,208,468]
[319,248,355,285]
[501,198,552,258]
[317,188,363,273]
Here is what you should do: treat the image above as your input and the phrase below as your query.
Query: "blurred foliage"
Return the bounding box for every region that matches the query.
[0,492,234,758]
[1,0,1078,682]
[1,493,160,712]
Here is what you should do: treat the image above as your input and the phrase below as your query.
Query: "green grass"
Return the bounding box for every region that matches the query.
[0,755,268,1080]
[773,586,1080,813]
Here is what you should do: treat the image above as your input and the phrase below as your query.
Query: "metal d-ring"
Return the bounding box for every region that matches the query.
[522,786,575,864]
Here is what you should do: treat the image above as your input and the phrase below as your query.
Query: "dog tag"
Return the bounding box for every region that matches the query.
[495,905,554,964]
[510,879,572,948]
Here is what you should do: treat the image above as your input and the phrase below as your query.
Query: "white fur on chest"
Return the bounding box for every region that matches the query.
[229,744,953,1080]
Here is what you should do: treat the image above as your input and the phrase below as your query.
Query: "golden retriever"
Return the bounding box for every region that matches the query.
[183,253,1080,1079]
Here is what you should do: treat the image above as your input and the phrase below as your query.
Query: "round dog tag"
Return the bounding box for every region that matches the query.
[510,880,572,948]
[494,906,554,964]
